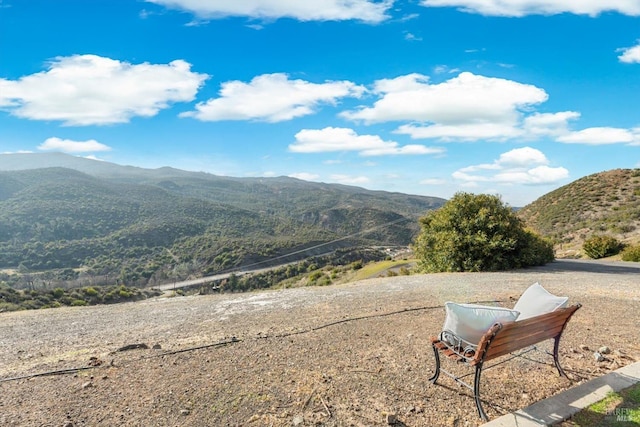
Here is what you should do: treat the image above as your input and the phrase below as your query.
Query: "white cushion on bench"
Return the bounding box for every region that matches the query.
[442,302,520,346]
[513,282,568,321]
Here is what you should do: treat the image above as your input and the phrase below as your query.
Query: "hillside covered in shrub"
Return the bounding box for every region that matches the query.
[518,168,640,258]
[0,153,444,289]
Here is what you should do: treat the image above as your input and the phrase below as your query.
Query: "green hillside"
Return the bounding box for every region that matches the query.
[0,153,444,288]
[518,168,640,257]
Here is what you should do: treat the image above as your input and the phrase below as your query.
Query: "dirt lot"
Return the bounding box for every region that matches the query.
[1,259,639,426]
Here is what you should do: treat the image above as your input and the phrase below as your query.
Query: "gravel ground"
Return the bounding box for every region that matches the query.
[0,259,639,427]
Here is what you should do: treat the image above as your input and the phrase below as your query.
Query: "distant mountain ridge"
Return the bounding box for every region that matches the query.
[0,153,445,284]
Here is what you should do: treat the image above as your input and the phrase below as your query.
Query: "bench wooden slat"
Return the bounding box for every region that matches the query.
[470,305,580,365]
[486,315,568,343]
[484,325,565,360]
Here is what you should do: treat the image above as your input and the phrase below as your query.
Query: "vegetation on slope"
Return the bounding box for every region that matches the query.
[0,284,162,312]
[0,154,444,290]
[518,169,640,258]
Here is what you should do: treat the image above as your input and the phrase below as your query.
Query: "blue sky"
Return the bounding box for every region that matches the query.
[1,0,640,206]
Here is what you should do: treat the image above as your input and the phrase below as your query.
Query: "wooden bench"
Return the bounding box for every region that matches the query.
[429,304,581,421]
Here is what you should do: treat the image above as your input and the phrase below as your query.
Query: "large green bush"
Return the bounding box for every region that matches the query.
[413,192,554,272]
[582,235,623,259]
[621,244,640,262]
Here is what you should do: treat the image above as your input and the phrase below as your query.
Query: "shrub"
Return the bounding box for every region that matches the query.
[621,244,640,262]
[582,235,623,259]
[413,192,554,273]
[308,271,323,282]
[70,299,88,306]
[51,288,65,298]
[0,302,22,312]
[350,260,363,270]
[82,287,99,296]
[118,289,132,298]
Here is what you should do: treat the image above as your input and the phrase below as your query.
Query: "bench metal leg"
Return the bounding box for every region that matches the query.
[474,364,488,422]
[553,335,567,377]
[428,343,440,384]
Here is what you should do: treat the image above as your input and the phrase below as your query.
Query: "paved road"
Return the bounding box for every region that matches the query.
[539,258,640,274]
[152,258,639,292]
[151,259,309,291]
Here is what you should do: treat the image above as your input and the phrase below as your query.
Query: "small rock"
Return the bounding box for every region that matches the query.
[292,414,304,426]
[82,381,93,389]
[594,352,605,362]
[180,409,190,416]
[88,356,103,367]
[152,343,162,350]
[598,346,611,355]
[579,345,589,351]
[117,343,149,352]
[63,423,74,427]
[385,413,397,425]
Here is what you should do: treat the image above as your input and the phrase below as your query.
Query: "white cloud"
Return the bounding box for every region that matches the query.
[146,0,393,23]
[341,72,548,140]
[557,127,637,145]
[289,127,444,156]
[522,111,580,137]
[182,73,365,122]
[396,122,522,141]
[0,55,207,126]
[38,137,112,153]
[618,42,640,63]
[341,71,640,145]
[633,128,640,146]
[453,147,569,185]
[404,32,423,41]
[329,174,370,185]
[493,165,569,184]
[289,172,320,181]
[420,0,640,17]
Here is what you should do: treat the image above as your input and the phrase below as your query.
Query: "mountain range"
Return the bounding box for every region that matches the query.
[2,153,638,288]
[0,153,444,285]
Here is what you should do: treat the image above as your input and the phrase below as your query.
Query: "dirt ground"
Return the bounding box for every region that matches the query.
[1,259,639,427]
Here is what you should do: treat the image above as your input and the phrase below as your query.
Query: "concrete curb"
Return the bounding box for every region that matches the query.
[483,361,640,426]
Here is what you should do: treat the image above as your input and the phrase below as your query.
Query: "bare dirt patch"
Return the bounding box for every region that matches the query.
[1,260,639,426]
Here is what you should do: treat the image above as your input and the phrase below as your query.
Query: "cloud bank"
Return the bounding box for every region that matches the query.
[289,127,444,156]
[0,55,207,126]
[453,147,569,185]
[182,73,365,122]
[38,137,112,153]
[619,42,640,63]
[342,72,548,140]
[420,0,640,17]
[146,0,393,23]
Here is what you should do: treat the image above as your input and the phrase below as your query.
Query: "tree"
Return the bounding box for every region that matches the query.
[413,192,554,272]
